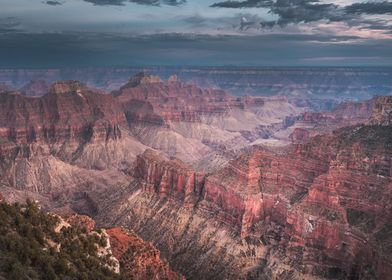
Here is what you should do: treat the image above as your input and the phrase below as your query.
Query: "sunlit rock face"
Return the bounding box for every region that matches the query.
[106,227,185,280]
[0,80,145,197]
[0,81,125,144]
[370,96,392,126]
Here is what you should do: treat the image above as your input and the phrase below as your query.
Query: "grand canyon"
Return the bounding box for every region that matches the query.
[0,68,391,279]
[1,0,392,278]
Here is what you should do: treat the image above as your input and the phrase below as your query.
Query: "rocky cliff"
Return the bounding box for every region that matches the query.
[107,227,185,280]
[370,96,392,126]
[1,75,391,280]
[287,98,375,142]
[115,74,307,165]
[19,80,50,97]
[0,81,125,144]
[1,67,391,103]
[94,97,392,280]
[0,80,146,196]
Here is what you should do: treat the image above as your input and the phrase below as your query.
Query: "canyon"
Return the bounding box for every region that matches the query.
[1,67,391,103]
[0,72,391,279]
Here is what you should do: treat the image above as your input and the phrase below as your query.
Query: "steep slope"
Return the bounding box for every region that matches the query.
[95,96,392,280]
[286,98,375,143]
[370,96,392,125]
[107,227,185,280]
[1,76,391,279]
[19,80,50,97]
[0,201,122,280]
[0,81,146,204]
[116,73,307,167]
[0,200,183,280]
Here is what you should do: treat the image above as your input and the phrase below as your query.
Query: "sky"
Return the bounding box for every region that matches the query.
[0,0,391,67]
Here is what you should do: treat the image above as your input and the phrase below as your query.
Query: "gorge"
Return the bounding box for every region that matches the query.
[0,72,391,279]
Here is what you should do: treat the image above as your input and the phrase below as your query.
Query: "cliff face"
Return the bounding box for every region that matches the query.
[1,67,391,103]
[0,80,146,195]
[116,75,243,123]
[288,98,375,142]
[0,81,125,144]
[370,96,392,126]
[1,75,391,280]
[60,213,184,280]
[131,149,205,206]
[19,80,50,97]
[107,227,185,280]
[95,111,392,280]
[115,74,307,166]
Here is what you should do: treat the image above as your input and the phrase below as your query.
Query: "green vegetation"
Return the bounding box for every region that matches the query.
[0,200,125,280]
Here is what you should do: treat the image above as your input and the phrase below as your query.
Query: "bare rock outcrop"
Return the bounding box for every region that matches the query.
[20,80,50,97]
[369,96,392,126]
[96,122,392,280]
[107,227,185,280]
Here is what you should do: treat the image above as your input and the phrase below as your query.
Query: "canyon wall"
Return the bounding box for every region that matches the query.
[0,74,391,279]
[94,96,392,280]
[1,67,391,103]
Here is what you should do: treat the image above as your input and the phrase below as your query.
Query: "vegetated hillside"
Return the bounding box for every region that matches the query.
[0,200,123,280]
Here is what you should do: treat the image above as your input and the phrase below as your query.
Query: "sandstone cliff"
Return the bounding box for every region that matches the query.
[107,227,185,280]
[94,98,392,280]
[1,75,391,280]
[370,96,392,126]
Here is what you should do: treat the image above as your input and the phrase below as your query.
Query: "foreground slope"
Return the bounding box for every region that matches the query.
[0,198,183,280]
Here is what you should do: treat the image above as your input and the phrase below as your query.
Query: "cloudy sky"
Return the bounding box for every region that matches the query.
[0,0,391,67]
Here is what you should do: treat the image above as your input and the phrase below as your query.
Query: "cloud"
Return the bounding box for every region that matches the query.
[83,0,185,6]
[210,0,392,32]
[1,31,389,67]
[183,15,207,27]
[345,1,392,15]
[182,13,264,32]
[45,1,63,5]
[0,17,21,34]
[210,0,347,27]
[270,0,344,26]
[210,0,272,8]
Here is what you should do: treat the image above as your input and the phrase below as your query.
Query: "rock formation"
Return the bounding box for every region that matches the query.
[107,227,185,280]
[0,74,391,280]
[1,67,391,103]
[115,73,307,165]
[370,96,392,126]
[94,97,392,280]
[20,80,50,97]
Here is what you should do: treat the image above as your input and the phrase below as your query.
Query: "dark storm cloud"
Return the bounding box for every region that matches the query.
[0,31,389,68]
[211,0,392,29]
[45,1,63,5]
[270,0,344,26]
[211,0,345,27]
[345,1,392,15]
[210,0,272,8]
[83,0,185,6]
[0,17,21,33]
